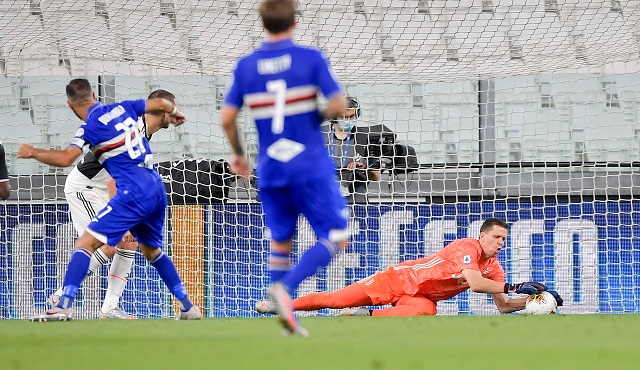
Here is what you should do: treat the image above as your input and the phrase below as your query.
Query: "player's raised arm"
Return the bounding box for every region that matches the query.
[146,97,186,126]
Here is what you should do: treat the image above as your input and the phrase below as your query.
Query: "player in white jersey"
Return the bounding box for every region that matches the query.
[48,89,179,319]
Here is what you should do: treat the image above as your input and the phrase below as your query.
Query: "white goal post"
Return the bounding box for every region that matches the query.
[1,0,639,318]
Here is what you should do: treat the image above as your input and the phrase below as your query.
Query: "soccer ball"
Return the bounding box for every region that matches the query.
[524,291,557,315]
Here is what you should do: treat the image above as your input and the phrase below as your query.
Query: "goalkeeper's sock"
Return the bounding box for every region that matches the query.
[56,248,92,309]
[281,239,339,292]
[87,248,109,276]
[101,248,135,313]
[150,251,193,312]
[269,251,291,283]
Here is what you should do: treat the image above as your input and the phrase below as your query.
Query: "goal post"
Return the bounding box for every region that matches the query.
[1,0,640,318]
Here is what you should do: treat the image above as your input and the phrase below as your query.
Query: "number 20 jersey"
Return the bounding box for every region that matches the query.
[224,39,343,188]
[69,100,161,195]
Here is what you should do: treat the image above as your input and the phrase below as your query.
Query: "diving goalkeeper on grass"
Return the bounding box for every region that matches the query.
[257,218,563,316]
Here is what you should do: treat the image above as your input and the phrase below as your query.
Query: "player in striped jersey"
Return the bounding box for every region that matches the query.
[19,79,200,321]
[47,89,179,319]
[257,218,564,316]
[222,0,350,335]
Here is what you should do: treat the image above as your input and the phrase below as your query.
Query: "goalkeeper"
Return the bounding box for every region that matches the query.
[257,218,563,316]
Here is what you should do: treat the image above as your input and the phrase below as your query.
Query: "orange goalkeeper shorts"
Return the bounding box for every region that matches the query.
[357,270,407,306]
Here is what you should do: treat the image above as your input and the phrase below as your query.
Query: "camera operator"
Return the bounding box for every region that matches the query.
[323,97,380,204]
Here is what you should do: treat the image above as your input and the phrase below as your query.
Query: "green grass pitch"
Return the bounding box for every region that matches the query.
[1,315,639,370]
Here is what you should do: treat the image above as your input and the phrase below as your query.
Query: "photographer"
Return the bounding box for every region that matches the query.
[323,97,380,203]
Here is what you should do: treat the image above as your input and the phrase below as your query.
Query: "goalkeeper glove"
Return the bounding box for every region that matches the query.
[504,282,547,295]
[547,290,564,306]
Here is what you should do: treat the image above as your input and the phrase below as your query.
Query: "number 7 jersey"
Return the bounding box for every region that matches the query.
[224,39,343,188]
[69,100,161,195]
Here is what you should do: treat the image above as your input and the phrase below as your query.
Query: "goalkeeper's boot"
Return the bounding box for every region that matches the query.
[267,282,308,337]
[339,307,371,317]
[99,307,136,320]
[175,306,202,320]
[255,300,277,315]
[46,291,62,308]
[30,307,73,322]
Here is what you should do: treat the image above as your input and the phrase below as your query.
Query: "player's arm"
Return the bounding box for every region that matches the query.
[491,293,527,314]
[221,106,243,156]
[461,269,508,294]
[107,177,116,198]
[17,144,82,167]
[145,98,186,126]
[221,105,250,177]
[367,166,380,181]
[221,64,250,177]
[0,180,9,200]
[461,269,547,295]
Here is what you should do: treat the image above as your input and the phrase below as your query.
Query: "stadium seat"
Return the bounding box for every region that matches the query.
[315,10,379,68]
[188,116,229,160]
[380,9,441,61]
[0,12,52,74]
[114,76,151,101]
[509,8,573,65]
[573,6,635,60]
[0,77,19,111]
[151,76,217,108]
[47,107,84,148]
[190,10,252,73]
[118,11,184,67]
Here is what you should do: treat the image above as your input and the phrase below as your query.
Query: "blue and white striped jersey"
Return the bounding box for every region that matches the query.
[69,100,160,195]
[224,38,343,188]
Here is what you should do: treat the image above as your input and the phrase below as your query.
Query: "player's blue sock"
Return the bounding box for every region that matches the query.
[56,248,92,309]
[150,251,193,312]
[281,239,340,293]
[269,251,291,283]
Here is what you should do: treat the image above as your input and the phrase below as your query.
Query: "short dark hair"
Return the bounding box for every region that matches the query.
[146,89,176,116]
[148,89,176,103]
[480,218,509,233]
[259,0,296,34]
[66,78,93,103]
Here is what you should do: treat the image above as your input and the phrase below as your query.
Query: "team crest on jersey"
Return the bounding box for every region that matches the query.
[463,255,471,265]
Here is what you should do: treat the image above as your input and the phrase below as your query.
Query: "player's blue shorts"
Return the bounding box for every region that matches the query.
[260,175,349,242]
[86,180,167,248]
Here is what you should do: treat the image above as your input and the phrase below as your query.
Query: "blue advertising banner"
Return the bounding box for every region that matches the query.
[0,204,172,319]
[1,202,639,318]
[207,202,640,317]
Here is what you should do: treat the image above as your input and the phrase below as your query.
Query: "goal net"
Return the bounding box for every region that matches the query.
[1,0,639,318]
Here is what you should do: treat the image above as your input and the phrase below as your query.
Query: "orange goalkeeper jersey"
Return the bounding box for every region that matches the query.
[388,238,505,302]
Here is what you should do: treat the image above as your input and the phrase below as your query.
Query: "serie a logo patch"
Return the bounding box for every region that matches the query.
[463,255,471,265]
